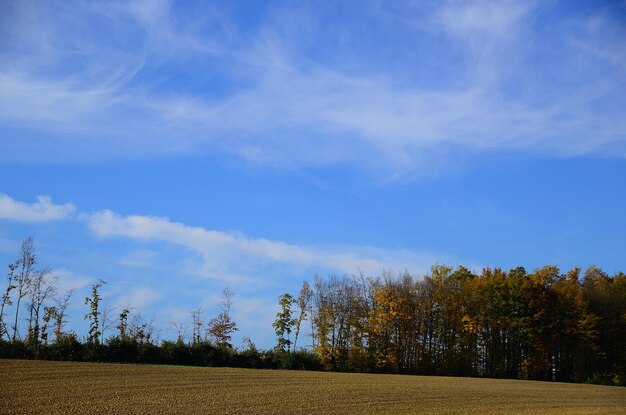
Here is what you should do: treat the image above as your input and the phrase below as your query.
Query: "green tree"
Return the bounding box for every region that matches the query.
[84,279,106,345]
[273,293,295,352]
[40,305,55,346]
[117,307,130,340]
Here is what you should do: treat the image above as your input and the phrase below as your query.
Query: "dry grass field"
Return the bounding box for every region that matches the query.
[1,359,625,415]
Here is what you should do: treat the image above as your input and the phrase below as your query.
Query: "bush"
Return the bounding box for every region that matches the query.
[160,340,192,365]
[0,339,32,359]
[43,333,84,361]
[105,336,139,363]
[0,336,322,373]
[261,350,322,371]
[585,372,620,386]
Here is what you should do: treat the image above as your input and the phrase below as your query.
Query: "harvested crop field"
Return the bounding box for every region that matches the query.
[1,360,625,414]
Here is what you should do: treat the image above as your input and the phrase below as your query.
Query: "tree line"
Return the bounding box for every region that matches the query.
[290,266,625,386]
[1,238,624,386]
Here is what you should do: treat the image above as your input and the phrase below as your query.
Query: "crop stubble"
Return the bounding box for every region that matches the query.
[1,359,625,414]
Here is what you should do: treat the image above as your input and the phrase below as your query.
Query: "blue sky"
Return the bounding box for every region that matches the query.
[1,0,625,348]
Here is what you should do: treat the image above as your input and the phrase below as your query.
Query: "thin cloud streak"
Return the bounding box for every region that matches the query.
[85,209,440,281]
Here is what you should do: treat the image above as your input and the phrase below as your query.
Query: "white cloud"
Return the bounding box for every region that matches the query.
[85,209,439,281]
[0,194,76,223]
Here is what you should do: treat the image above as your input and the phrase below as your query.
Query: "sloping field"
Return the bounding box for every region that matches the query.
[1,359,625,414]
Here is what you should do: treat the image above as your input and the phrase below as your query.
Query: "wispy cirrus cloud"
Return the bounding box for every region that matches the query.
[0,194,76,223]
[434,0,534,41]
[1,1,624,177]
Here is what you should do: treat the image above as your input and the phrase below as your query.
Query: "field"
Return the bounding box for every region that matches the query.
[1,360,625,414]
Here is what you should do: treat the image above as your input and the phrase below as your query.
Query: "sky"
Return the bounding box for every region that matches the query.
[0,0,625,348]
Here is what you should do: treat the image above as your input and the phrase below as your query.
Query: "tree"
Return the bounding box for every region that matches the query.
[368,285,398,371]
[311,275,359,371]
[293,281,312,351]
[26,268,56,347]
[99,301,116,341]
[41,305,55,346]
[273,293,295,352]
[84,279,106,345]
[169,320,187,345]
[53,289,74,341]
[129,313,155,344]
[12,238,37,342]
[190,308,203,345]
[117,307,131,339]
[207,288,238,348]
[0,261,18,340]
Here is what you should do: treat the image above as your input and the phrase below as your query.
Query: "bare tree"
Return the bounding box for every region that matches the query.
[0,262,18,340]
[169,320,188,344]
[100,301,116,342]
[129,313,155,345]
[191,308,203,344]
[54,289,74,341]
[26,268,56,346]
[293,281,313,351]
[12,238,37,342]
